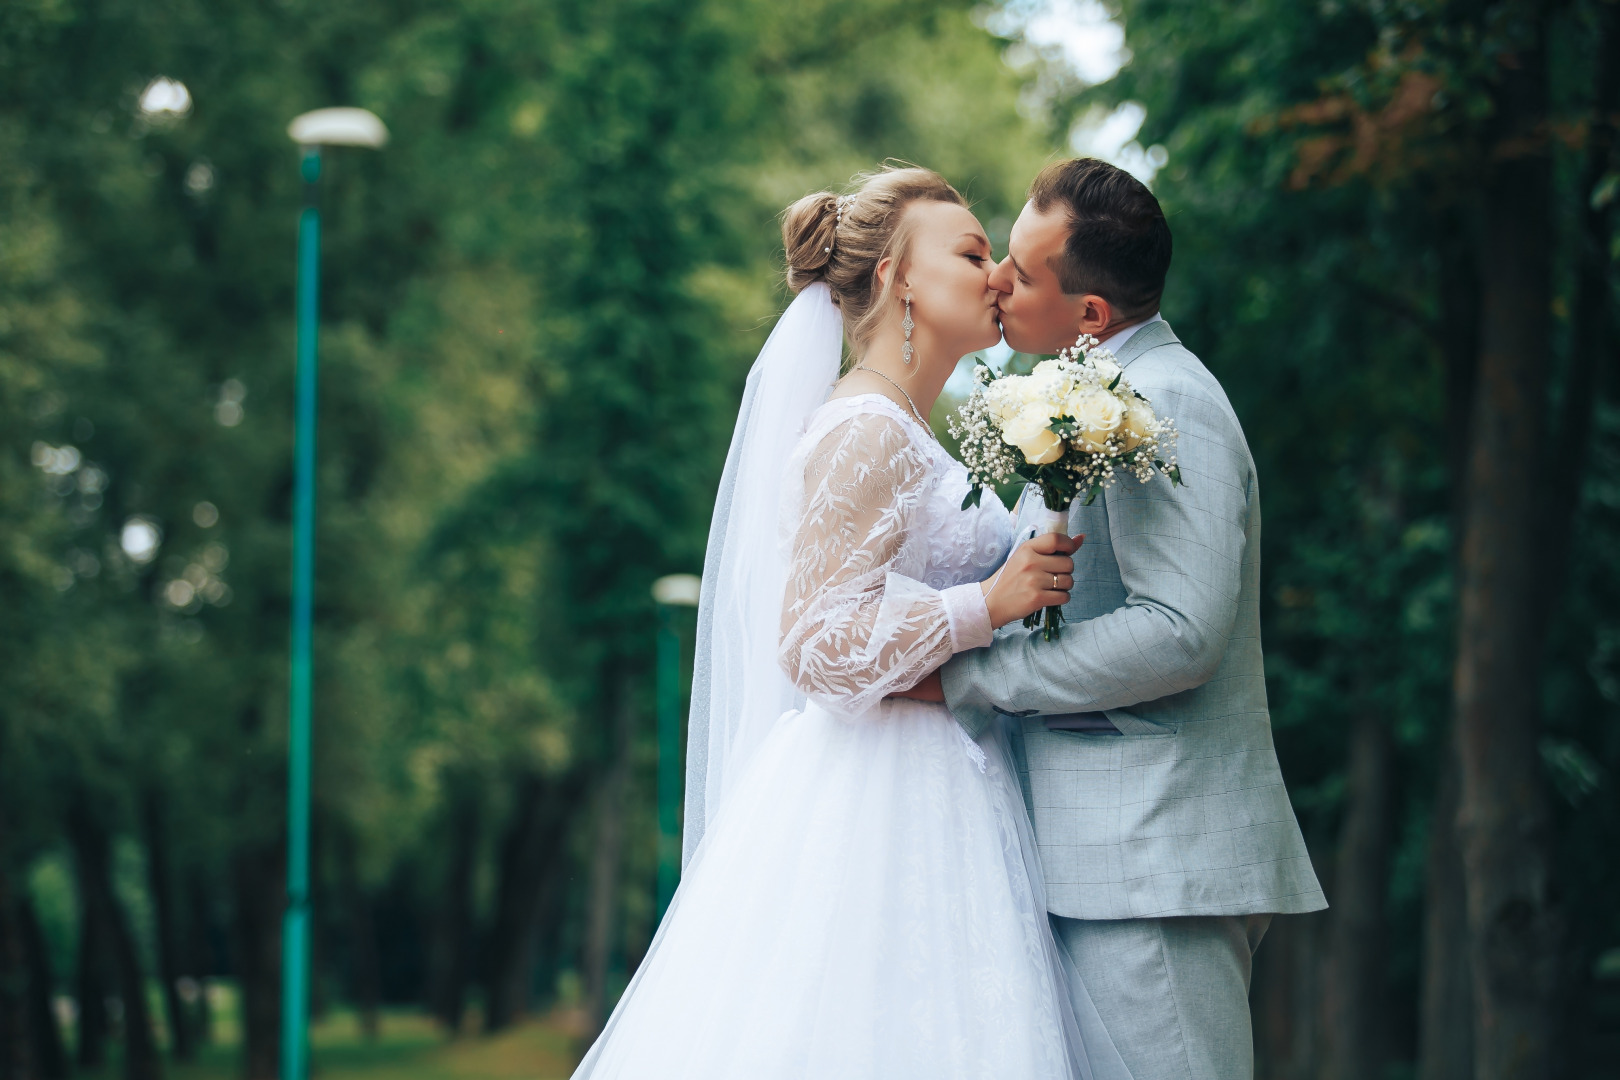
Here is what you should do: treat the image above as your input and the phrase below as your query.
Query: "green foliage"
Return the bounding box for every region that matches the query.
[0,0,1064,1056]
[6,0,1613,1071]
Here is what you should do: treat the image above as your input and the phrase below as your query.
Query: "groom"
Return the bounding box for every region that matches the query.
[899,158,1325,1078]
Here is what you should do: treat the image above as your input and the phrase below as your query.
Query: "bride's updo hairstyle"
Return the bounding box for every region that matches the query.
[782,166,965,352]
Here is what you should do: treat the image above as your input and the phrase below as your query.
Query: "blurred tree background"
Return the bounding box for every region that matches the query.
[0,0,1614,1078]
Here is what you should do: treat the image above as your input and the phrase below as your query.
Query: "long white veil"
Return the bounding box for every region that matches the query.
[682,282,843,866]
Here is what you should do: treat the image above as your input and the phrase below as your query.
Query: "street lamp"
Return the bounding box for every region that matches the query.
[651,574,700,920]
[281,106,386,1080]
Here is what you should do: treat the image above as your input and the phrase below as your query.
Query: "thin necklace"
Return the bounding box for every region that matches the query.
[853,364,935,437]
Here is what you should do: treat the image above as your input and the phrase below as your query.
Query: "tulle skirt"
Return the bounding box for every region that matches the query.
[572,699,1127,1080]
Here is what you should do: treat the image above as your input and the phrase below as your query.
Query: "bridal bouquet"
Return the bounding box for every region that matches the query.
[949,334,1184,640]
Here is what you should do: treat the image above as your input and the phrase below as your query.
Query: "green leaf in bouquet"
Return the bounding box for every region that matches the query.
[1032,467,1077,510]
[961,485,984,511]
[1046,414,1079,438]
[1107,373,1122,391]
[1082,477,1105,506]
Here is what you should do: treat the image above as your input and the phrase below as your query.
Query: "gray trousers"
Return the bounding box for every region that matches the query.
[1053,914,1271,1080]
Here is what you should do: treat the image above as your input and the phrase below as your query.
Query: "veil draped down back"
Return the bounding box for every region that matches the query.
[682,282,843,866]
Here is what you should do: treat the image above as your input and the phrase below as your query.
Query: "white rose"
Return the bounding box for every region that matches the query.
[1064,386,1125,452]
[1027,359,1071,401]
[1029,358,1065,383]
[1118,397,1155,451]
[1001,402,1064,464]
[986,377,1033,423]
[1088,354,1122,385]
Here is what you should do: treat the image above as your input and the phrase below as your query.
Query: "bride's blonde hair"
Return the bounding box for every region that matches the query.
[782,166,964,352]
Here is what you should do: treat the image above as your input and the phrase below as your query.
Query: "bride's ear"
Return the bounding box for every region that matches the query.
[874,254,913,299]
[875,254,901,299]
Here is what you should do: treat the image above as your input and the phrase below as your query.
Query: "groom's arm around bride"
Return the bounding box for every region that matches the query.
[922,158,1326,1080]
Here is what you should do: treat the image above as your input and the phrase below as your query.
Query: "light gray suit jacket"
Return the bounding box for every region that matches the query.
[943,320,1326,921]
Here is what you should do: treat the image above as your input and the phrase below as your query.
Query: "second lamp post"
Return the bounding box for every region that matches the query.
[281,106,387,1080]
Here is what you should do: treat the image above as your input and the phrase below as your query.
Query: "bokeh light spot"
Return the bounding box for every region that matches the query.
[185,160,215,194]
[32,442,82,475]
[139,77,192,117]
[121,517,161,563]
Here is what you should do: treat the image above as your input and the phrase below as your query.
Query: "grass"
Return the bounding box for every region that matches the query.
[77,1001,582,1080]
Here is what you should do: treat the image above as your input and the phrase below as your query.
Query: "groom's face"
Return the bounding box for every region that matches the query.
[987,203,1086,355]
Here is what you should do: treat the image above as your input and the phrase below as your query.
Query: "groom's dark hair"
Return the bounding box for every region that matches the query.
[1028,158,1171,320]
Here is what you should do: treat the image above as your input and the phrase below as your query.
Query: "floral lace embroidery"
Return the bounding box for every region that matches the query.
[777,396,1013,715]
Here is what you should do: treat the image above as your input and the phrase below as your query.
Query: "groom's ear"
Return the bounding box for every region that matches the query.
[1074,294,1115,336]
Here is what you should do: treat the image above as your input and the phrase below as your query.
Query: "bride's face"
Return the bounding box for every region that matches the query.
[894,202,1002,360]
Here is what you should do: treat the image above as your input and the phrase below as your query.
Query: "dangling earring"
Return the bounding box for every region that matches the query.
[901,293,915,365]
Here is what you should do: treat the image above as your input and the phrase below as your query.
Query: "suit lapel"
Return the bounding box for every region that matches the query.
[1112,319,1179,369]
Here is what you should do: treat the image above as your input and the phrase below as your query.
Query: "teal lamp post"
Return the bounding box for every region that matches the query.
[281,107,387,1080]
[650,574,700,920]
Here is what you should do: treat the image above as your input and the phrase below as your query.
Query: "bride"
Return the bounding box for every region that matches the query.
[572,167,1128,1079]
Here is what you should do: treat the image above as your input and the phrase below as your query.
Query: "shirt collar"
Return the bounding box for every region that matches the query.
[1098,311,1163,356]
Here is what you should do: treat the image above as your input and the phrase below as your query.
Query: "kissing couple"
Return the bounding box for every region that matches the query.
[572,158,1326,1080]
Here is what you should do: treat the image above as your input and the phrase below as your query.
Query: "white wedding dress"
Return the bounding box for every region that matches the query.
[572,393,1124,1079]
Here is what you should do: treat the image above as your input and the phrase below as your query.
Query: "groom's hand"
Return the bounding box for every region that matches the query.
[892,671,946,702]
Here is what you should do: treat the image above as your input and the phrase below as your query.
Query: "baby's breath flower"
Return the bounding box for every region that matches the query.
[951,336,1182,516]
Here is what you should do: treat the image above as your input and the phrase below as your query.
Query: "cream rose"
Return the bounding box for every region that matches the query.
[1089,355,1123,385]
[1118,397,1155,451]
[1001,402,1064,464]
[985,378,1033,424]
[1029,358,1067,385]
[1064,386,1125,452]
[1027,361,1072,404]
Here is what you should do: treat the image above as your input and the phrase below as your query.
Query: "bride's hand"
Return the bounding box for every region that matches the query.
[981,533,1081,629]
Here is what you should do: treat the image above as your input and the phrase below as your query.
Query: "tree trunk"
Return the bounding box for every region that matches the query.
[582,678,636,1038]
[67,803,163,1080]
[1323,708,1394,1080]
[230,844,282,1080]
[142,791,194,1061]
[184,874,214,1045]
[1419,745,1473,1080]
[13,887,68,1080]
[106,876,162,1080]
[1539,0,1618,620]
[1452,26,1561,1079]
[74,861,110,1071]
[527,858,570,1016]
[335,830,380,1041]
[1419,215,1479,1080]
[1251,855,1330,1080]
[483,772,582,1032]
[427,792,478,1034]
[18,890,70,1080]
[1437,217,1480,540]
[0,864,32,1080]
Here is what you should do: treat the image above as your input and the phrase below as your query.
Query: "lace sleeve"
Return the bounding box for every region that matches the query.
[778,409,989,714]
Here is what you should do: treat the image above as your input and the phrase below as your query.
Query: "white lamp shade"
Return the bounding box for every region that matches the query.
[287,108,388,149]
[652,573,702,607]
